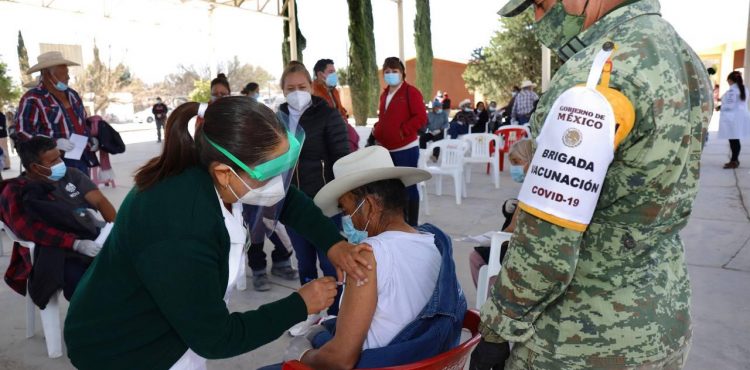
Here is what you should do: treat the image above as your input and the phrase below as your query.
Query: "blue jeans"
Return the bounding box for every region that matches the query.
[388,146,419,200]
[287,214,343,315]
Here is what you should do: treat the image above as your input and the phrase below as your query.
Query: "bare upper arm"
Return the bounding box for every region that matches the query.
[304,249,377,369]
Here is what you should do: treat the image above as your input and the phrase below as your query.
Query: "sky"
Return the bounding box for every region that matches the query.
[0,0,747,85]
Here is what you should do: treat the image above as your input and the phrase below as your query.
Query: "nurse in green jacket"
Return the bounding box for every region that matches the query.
[63,97,372,369]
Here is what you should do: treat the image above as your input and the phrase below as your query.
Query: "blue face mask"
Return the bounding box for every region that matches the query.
[40,162,67,181]
[436,109,443,114]
[384,72,401,86]
[342,199,369,244]
[325,72,338,87]
[510,165,526,183]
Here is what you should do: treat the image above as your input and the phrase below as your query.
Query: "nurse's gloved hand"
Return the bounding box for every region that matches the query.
[327,241,373,285]
[298,277,337,314]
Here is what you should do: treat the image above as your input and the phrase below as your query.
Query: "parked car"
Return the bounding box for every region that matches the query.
[134,108,155,124]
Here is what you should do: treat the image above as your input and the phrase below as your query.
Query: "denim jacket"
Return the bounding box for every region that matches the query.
[312,223,467,367]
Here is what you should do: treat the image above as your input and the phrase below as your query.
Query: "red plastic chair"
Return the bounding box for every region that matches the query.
[487,126,530,173]
[281,309,482,370]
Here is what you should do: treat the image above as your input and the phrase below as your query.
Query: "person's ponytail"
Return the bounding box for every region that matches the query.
[134,102,200,190]
[728,71,746,101]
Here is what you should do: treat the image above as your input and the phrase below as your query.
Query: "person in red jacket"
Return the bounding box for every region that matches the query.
[371,57,427,226]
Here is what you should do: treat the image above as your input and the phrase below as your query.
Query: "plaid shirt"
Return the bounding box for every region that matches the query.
[511,89,539,120]
[1,177,77,295]
[16,83,88,140]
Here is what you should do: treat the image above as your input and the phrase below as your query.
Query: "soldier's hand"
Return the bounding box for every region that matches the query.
[469,338,510,370]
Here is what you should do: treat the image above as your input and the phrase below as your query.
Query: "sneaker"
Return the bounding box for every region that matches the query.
[271,265,299,281]
[288,313,322,337]
[253,274,271,292]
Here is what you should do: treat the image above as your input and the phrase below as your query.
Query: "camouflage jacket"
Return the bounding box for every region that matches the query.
[479,0,713,366]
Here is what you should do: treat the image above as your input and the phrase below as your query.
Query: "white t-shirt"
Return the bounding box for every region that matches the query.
[359,231,441,350]
[384,84,403,111]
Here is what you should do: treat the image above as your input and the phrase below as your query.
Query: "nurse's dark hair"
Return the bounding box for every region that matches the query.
[211,73,231,93]
[134,97,286,190]
[351,179,407,214]
[728,71,746,101]
[382,57,406,78]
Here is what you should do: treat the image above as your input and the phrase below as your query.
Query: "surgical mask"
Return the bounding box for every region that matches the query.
[342,199,369,244]
[533,0,588,56]
[251,93,260,101]
[210,95,219,103]
[436,109,443,114]
[286,91,312,111]
[512,92,518,97]
[226,169,286,206]
[463,107,472,112]
[384,72,401,86]
[39,162,67,181]
[50,75,68,91]
[477,108,484,112]
[510,165,526,183]
[489,107,497,112]
[325,72,338,87]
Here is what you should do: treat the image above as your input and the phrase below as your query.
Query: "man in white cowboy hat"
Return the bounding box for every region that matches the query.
[277,145,467,369]
[510,79,538,125]
[16,51,90,175]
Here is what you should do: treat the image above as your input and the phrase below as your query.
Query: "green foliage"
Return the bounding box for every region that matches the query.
[0,59,21,109]
[363,0,379,116]
[414,0,433,102]
[221,56,275,92]
[337,66,350,86]
[463,10,561,104]
[17,31,31,85]
[347,0,372,126]
[188,79,211,103]
[281,0,307,66]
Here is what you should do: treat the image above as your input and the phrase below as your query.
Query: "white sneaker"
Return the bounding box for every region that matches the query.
[288,312,322,337]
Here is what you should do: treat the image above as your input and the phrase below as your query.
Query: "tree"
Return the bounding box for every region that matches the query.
[188,79,211,103]
[163,64,210,98]
[81,43,132,115]
[219,56,275,93]
[346,0,372,126]
[463,10,561,103]
[363,0,379,116]
[281,0,307,66]
[414,0,433,102]
[17,31,31,85]
[0,59,21,109]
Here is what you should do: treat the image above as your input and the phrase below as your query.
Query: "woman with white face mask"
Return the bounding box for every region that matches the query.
[276,61,351,335]
[64,97,372,370]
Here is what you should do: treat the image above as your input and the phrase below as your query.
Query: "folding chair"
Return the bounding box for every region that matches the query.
[476,232,512,309]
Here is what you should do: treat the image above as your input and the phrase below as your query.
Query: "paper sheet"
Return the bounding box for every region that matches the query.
[95,222,114,246]
[64,134,88,160]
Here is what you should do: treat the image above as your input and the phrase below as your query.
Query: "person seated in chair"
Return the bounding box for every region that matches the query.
[447,99,477,139]
[270,146,467,370]
[0,135,116,308]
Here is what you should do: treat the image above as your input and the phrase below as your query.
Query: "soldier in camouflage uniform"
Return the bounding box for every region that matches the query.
[471,0,713,369]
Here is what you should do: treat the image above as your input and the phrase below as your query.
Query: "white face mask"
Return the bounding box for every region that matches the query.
[286,91,312,111]
[226,169,286,206]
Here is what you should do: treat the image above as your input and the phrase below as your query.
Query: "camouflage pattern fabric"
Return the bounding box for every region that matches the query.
[479,0,713,368]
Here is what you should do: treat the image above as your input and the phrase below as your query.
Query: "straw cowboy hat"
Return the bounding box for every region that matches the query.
[520,80,536,89]
[314,146,431,217]
[27,51,79,74]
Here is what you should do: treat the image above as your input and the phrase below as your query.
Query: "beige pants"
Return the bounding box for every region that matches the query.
[0,137,10,169]
[505,342,690,370]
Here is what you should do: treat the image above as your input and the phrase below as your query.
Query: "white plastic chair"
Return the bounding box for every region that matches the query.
[462,134,501,189]
[416,181,430,215]
[0,221,63,358]
[422,140,469,205]
[476,231,512,310]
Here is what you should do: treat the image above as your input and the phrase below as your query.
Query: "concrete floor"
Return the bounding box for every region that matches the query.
[0,119,748,370]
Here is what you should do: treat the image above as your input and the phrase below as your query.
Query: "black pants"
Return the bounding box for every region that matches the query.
[63,256,90,301]
[419,131,444,158]
[156,120,165,142]
[729,139,741,162]
[247,231,293,274]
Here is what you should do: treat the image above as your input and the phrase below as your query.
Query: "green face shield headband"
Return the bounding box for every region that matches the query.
[204,131,301,182]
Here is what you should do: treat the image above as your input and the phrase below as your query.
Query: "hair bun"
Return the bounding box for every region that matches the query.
[217,73,227,79]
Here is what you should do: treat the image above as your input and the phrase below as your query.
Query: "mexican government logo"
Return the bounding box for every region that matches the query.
[562,128,582,148]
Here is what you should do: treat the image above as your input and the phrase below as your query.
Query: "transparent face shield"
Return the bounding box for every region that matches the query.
[205,123,306,238]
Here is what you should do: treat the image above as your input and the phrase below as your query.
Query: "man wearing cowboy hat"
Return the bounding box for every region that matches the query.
[511,80,538,125]
[16,51,90,175]
[471,0,712,369]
